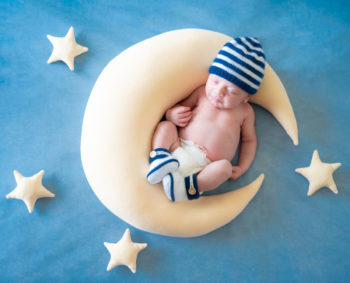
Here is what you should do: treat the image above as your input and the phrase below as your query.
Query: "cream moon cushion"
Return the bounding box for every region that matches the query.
[81,29,298,237]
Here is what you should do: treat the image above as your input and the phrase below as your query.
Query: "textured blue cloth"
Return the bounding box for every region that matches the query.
[209,37,265,94]
[0,0,349,282]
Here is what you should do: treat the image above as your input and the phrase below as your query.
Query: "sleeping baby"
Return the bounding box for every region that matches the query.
[147,37,266,201]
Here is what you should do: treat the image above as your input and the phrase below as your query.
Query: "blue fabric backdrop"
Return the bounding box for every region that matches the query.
[0,0,349,282]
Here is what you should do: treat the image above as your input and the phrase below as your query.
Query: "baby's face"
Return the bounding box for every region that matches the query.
[205,74,249,109]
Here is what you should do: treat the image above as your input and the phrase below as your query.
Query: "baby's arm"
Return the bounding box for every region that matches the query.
[165,86,202,127]
[231,106,257,180]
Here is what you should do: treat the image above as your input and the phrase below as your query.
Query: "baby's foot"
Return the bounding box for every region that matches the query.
[162,171,199,202]
[147,148,179,184]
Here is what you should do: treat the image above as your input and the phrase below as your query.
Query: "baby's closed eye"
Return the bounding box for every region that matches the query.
[227,87,237,95]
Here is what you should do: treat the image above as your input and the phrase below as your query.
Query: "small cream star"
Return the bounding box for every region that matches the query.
[295,150,341,196]
[47,26,88,71]
[104,228,147,273]
[6,170,55,213]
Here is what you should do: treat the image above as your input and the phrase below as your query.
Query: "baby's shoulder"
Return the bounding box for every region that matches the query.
[236,102,255,121]
[192,85,207,101]
[194,85,206,96]
[244,102,254,113]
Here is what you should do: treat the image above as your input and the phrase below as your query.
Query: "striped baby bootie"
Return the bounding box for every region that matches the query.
[147,148,179,184]
[162,171,200,202]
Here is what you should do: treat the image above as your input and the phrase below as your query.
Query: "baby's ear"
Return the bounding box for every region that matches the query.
[244,97,249,103]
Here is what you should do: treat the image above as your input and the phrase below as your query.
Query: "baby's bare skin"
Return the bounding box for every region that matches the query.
[152,74,257,192]
[178,86,253,162]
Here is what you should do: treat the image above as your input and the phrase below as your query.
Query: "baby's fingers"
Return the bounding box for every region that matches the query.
[231,166,243,180]
[179,116,191,123]
[177,118,191,127]
[178,111,192,119]
[176,106,191,114]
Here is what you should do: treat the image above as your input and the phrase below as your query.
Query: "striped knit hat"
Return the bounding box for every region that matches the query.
[209,37,266,95]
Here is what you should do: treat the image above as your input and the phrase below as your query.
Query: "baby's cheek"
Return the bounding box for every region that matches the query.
[205,88,210,96]
[207,84,216,94]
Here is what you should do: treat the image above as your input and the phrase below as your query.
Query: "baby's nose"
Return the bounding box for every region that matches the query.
[217,88,225,97]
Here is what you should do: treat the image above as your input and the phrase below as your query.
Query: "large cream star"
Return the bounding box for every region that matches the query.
[47,26,88,71]
[295,150,341,196]
[6,170,55,213]
[104,228,147,273]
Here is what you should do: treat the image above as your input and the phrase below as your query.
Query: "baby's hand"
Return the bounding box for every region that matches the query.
[166,105,192,127]
[231,166,244,180]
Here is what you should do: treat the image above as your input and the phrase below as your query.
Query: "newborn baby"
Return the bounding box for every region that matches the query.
[147,37,266,201]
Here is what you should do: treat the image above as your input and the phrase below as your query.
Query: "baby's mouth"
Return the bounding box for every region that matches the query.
[211,95,222,105]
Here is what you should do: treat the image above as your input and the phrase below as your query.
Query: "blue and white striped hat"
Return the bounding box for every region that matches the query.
[209,37,266,95]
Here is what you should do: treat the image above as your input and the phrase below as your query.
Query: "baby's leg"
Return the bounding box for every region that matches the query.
[147,121,180,184]
[152,121,180,152]
[197,160,232,192]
